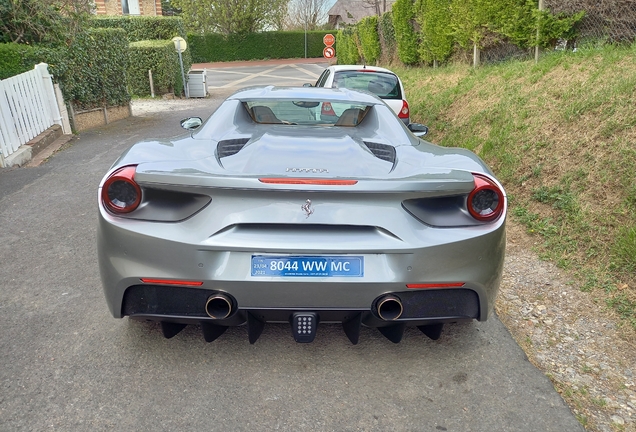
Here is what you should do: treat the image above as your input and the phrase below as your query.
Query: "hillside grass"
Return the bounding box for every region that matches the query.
[393,43,636,329]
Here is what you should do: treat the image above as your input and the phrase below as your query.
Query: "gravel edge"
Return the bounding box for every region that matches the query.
[499,221,636,432]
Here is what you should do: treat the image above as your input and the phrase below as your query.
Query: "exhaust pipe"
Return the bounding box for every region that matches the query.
[205,293,233,319]
[376,295,403,321]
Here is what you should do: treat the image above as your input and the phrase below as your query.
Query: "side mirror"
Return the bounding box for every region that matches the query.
[303,83,313,87]
[180,117,203,130]
[408,123,429,137]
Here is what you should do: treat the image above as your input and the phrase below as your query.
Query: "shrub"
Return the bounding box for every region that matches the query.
[336,27,360,65]
[0,43,36,79]
[128,39,191,97]
[56,28,130,110]
[415,0,453,64]
[392,0,419,64]
[90,16,187,42]
[187,31,333,63]
[358,16,381,64]
[378,12,398,64]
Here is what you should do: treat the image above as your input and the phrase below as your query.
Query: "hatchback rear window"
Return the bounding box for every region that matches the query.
[333,71,401,100]
[244,100,372,126]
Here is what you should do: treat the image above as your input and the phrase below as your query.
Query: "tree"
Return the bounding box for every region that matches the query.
[415,0,453,64]
[0,0,93,44]
[172,0,290,34]
[392,0,419,64]
[285,0,330,30]
[361,0,392,16]
[161,0,182,16]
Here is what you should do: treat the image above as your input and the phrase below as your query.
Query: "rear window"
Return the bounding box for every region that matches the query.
[244,100,371,127]
[333,71,401,100]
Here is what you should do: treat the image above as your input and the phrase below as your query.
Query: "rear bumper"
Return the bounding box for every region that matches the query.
[123,284,480,326]
[125,285,479,343]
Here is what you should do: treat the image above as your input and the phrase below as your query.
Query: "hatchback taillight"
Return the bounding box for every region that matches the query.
[321,102,336,116]
[468,174,504,221]
[102,165,141,214]
[398,100,409,119]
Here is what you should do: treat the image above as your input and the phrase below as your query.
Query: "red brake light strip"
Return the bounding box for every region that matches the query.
[141,278,204,286]
[407,283,465,289]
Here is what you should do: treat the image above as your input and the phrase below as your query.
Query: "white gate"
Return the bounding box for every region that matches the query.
[0,63,64,166]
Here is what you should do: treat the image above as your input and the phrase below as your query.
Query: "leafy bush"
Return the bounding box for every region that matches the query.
[415,0,453,64]
[358,16,380,64]
[0,43,36,79]
[392,0,419,64]
[55,28,130,110]
[378,12,398,64]
[128,39,192,97]
[90,16,187,42]
[336,27,361,65]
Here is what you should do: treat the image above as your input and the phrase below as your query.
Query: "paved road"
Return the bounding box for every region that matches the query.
[0,61,583,431]
[193,58,330,91]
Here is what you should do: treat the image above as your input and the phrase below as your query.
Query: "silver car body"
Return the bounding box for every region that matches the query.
[97,86,506,344]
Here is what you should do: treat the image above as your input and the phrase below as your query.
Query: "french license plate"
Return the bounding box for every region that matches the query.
[251,255,364,277]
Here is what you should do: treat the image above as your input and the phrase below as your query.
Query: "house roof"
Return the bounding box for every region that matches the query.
[327,0,395,26]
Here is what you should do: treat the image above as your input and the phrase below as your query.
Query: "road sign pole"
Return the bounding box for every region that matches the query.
[177,40,188,98]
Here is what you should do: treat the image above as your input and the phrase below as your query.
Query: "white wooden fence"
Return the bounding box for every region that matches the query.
[0,63,64,166]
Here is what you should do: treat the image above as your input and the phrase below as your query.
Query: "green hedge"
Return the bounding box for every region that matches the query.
[378,12,398,64]
[0,43,36,79]
[2,30,131,110]
[57,28,130,110]
[392,0,420,65]
[128,40,191,97]
[416,0,453,64]
[188,31,333,63]
[90,16,187,42]
[336,27,361,65]
[358,16,381,64]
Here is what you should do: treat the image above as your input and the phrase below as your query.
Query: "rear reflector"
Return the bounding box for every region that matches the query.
[407,283,465,289]
[141,278,204,286]
[259,178,358,185]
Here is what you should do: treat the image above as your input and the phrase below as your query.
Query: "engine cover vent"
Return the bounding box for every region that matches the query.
[217,138,250,158]
[363,141,396,164]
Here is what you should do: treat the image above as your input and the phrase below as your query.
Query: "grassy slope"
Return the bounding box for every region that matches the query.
[392,43,636,329]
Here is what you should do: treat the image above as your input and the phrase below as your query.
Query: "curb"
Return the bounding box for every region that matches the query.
[2,125,74,168]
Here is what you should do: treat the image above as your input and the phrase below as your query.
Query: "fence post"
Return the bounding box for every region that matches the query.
[473,43,480,68]
[53,84,71,134]
[35,63,63,129]
[535,0,544,63]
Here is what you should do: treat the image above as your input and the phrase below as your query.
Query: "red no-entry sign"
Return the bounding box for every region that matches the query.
[323,46,335,59]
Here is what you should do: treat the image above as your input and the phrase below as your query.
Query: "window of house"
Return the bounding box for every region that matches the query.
[121,0,140,15]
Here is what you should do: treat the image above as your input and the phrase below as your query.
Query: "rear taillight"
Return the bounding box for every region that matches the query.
[321,102,335,116]
[102,165,141,214]
[398,100,409,119]
[468,174,504,221]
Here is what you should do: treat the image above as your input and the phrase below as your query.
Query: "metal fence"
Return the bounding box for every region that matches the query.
[477,0,636,65]
[546,0,636,44]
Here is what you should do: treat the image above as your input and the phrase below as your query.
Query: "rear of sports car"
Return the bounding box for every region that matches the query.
[97,89,506,344]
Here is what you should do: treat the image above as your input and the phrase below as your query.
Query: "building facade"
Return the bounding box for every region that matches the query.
[94,0,162,16]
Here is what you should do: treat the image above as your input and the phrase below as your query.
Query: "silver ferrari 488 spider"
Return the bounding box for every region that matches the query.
[98,86,506,344]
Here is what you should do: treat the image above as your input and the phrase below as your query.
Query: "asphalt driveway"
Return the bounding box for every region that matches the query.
[0,65,584,431]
